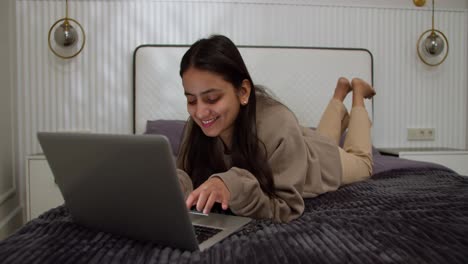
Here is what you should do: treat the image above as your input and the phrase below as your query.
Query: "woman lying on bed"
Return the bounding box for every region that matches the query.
[176,35,376,223]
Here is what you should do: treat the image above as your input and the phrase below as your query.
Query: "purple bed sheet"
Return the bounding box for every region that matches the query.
[372,151,451,176]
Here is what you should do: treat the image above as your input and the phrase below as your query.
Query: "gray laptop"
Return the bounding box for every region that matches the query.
[37,132,251,251]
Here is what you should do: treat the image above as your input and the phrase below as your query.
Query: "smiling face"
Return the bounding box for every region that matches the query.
[182,67,250,147]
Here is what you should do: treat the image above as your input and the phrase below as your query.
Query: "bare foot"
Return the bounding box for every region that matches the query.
[333,77,352,102]
[351,78,376,99]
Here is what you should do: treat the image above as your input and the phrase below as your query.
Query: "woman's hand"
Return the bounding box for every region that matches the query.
[186,177,230,214]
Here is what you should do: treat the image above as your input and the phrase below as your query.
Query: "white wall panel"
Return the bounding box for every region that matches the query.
[0,0,16,232]
[14,0,468,209]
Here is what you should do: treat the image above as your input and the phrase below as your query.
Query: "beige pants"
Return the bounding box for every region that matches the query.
[317,99,373,185]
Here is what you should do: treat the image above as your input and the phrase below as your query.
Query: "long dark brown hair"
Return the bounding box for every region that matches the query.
[177,35,276,197]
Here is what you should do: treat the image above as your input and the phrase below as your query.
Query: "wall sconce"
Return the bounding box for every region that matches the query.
[48,0,86,59]
[413,0,426,7]
[415,0,449,66]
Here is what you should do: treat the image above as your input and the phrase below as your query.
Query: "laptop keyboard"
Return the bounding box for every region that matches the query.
[193,225,223,244]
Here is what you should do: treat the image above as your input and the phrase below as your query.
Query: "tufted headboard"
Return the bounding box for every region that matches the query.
[133,45,373,134]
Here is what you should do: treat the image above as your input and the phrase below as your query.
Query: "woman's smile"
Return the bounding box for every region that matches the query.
[200,117,219,128]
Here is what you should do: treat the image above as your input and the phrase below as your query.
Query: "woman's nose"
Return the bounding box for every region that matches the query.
[195,103,210,119]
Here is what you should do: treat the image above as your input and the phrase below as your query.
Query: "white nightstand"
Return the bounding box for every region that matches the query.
[378,148,468,176]
[25,155,64,221]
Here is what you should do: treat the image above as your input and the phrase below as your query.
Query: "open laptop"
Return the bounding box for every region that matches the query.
[37,132,251,251]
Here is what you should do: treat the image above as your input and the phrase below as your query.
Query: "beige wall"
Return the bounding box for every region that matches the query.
[0,0,22,240]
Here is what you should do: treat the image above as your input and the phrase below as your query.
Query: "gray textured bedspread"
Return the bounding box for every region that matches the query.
[1,167,468,264]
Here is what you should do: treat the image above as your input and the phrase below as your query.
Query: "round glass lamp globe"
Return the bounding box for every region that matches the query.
[54,22,78,47]
[423,33,444,56]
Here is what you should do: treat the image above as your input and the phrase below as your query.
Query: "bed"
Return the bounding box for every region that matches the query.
[1,45,467,263]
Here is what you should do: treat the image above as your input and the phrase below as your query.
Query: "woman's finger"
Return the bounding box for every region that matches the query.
[203,192,219,214]
[185,190,199,209]
[195,189,210,212]
[221,195,229,210]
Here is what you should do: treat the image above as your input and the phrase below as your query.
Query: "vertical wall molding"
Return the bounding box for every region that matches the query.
[0,206,23,240]
[0,189,16,207]
[466,11,468,150]
[1,0,18,234]
[14,0,468,208]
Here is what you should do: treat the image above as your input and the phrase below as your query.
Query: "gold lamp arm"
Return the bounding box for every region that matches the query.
[431,0,435,34]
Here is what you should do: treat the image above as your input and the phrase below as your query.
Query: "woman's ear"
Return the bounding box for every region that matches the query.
[238,79,252,105]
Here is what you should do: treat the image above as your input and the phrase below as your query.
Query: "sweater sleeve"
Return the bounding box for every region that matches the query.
[176,169,193,199]
[175,120,194,199]
[213,105,307,223]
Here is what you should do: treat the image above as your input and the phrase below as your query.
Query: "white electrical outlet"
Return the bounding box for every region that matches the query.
[407,128,435,141]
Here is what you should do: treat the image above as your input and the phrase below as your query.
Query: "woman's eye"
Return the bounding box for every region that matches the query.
[187,99,196,105]
[206,97,219,104]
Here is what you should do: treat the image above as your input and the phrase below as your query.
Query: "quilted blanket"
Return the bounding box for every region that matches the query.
[1,167,467,264]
